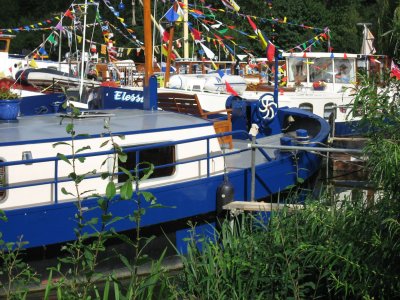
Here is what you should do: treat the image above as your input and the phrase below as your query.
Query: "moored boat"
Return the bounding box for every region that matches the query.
[0,77,330,249]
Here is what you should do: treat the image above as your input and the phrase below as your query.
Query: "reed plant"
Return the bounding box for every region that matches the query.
[44,102,168,299]
[0,211,39,300]
[167,191,400,299]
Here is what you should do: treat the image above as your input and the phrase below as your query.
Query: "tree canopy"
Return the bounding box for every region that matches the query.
[0,0,398,59]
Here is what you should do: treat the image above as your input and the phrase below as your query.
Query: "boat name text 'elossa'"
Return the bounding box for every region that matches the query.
[114,91,143,103]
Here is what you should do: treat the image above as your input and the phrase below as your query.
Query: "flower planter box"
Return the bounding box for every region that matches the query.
[0,99,21,121]
[313,86,326,91]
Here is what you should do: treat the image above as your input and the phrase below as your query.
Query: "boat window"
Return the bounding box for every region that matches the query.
[0,160,5,201]
[118,145,175,183]
[299,103,313,113]
[335,59,354,84]
[324,102,336,119]
[0,40,7,52]
[309,58,333,84]
[288,58,307,83]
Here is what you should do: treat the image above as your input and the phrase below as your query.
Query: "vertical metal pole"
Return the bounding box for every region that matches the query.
[79,0,88,101]
[58,12,63,71]
[273,49,279,105]
[54,160,58,204]
[207,138,210,178]
[250,134,256,201]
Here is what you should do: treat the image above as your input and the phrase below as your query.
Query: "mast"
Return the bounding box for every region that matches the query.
[143,0,153,86]
[79,0,88,100]
[183,0,189,59]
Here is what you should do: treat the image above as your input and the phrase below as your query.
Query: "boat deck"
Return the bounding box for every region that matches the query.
[0,109,211,146]
[226,134,283,170]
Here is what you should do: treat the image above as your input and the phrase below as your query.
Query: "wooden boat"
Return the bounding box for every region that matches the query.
[0,78,330,249]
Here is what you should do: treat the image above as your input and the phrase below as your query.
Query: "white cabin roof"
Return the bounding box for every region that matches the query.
[282,52,358,59]
[0,109,211,146]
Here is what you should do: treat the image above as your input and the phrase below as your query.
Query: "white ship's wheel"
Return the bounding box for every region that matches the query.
[258,93,277,121]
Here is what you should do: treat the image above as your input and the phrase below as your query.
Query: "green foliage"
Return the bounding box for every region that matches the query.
[351,72,400,197]
[0,88,19,100]
[168,193,400,299]
[43,102,164,299]
[0,216,39,300]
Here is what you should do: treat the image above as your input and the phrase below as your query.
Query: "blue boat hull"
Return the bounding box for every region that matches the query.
[2,148,321,249]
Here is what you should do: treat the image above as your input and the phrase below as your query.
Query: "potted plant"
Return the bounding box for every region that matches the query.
[0,81,21,121]
[312,80,327,91]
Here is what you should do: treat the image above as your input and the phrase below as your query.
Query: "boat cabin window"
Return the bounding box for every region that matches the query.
[334,59,353,83]
[0,160,5,201]
[309,58,333,84]
[288,58,307,83]
[118,145,175,183]
[324,102,336,119]
[299,103,313,113]
[0,40,8,52]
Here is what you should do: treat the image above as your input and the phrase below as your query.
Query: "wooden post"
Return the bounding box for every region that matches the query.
[164,23,175,86]
[143,0,153,87]
[164,2,177,87]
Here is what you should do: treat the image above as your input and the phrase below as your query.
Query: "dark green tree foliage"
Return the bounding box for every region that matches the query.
[0,0,398,58]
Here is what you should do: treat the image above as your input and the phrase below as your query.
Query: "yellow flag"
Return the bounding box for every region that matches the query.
[77,35,82,43]
[101,44,107,55]
[29,59,38,68]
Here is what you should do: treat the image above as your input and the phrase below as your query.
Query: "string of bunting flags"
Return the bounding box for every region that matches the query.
[2,0,333,64]
[0,17,60,34]
[164,1,332,62]
[186,2,327,33]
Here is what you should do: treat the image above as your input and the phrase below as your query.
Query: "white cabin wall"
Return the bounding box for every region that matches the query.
[1,125,224,209]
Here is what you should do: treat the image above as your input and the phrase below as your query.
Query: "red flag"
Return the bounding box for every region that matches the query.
[246,16,258,33]
[343,53,348,59]
[225,81,238,96]
[159,25,170,42]
[65,9,74,19]
[190,28,202,41]
[390,61,400,80]
[266,43,275,62]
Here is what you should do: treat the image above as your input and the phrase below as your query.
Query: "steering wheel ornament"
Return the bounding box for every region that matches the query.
[258,93,278,120]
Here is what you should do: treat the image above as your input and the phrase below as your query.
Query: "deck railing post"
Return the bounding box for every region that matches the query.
[54,159,59,204]
[250,135,256,202]
[207,138,210,178]
[249,124,259,202]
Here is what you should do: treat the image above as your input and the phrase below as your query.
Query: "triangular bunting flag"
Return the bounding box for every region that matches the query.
[225,80,238,96]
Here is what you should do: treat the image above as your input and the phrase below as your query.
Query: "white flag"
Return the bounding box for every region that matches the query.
[361,28,376,55]
[199,42,215,60]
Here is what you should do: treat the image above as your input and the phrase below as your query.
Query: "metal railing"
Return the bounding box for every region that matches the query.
[0,130,251,204]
